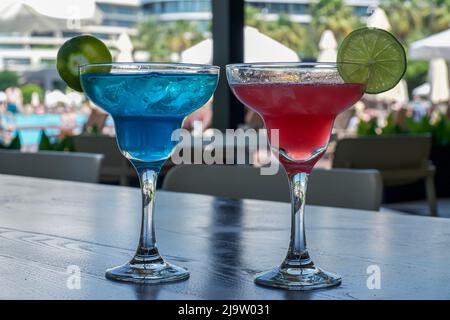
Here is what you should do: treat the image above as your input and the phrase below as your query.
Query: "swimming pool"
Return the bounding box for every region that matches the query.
[1,114,89,145]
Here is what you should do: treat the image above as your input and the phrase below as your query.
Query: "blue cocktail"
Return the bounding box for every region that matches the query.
[80,63,219,283]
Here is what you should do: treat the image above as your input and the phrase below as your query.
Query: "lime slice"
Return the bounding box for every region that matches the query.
[337,27,406,94]
[57,35,112,92]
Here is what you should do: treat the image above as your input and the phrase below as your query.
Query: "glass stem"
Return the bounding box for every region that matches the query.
[132,164,163,263]
[282,171,314,269]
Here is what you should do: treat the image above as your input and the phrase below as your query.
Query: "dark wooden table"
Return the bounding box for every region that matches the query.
[1,174,449,300]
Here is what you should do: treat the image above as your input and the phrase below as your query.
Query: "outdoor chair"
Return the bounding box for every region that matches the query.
[73,134,135,185]
[332,134,437,216]
[0,150,103,183]
[162,164,383,211]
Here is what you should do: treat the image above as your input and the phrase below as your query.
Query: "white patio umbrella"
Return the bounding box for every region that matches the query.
[244,26,299,62]
[412,83,431,97]
[367,7,391,31]
[66,91,84,107]
[410,28,450,60]
[0,91,6,103]
[31,92,40,107]
[45,90,68,108]
[366,80,409,104]
[365,7,410,104]
[134,50,150,61]
[0,2,66,32]
[317,29,337,62]
[181,39,211,64]
[23,0,95,20]
[429,58,450,104]
[181,26,300,64]
[115,33,134,62]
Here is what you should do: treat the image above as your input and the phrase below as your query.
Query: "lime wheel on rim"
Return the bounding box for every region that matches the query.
[337,27,407,94]
[57,35,112,92]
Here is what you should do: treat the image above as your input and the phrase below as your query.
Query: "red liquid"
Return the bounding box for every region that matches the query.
[231,83,364,174]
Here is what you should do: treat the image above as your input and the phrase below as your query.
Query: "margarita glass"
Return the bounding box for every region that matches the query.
[80,63,219,283]
[227,62,366,290]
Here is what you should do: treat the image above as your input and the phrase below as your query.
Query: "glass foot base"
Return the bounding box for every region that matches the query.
[255,266,341,291]
[106,258,189,284]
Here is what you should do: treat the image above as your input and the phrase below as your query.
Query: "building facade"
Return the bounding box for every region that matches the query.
[141,0,380,25]
[0,0,379,74]
[0,0,142,73]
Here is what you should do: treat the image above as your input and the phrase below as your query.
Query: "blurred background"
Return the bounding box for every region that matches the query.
[0,0,449,216]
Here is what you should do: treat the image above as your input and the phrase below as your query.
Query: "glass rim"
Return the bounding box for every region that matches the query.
[226,61,363,70]
[79,62,220,72]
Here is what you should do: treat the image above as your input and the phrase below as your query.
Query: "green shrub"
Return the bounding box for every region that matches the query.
[38,130,74,152]
[0,71,19,91]
[21,83,44,105]
[357,112,450,147]
[356,118,377,136]
[380,113,407,135]
[0,134,21,150]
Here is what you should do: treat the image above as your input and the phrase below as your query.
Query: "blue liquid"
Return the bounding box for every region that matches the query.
[81,72,218,163]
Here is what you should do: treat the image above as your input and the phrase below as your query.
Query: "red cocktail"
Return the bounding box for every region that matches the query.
[227,63,365,290]
[232,82,365,173]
